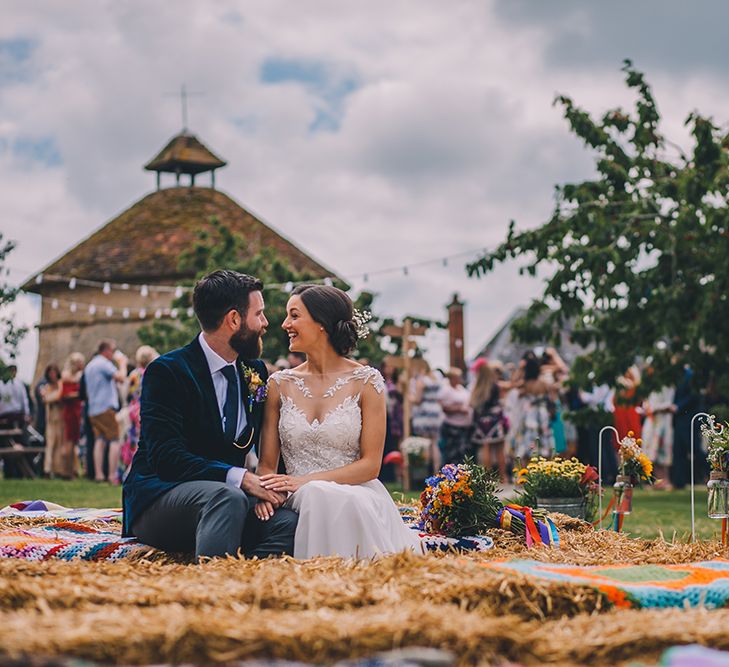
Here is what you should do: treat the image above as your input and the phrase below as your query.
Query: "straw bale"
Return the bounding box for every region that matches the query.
[3,515,729,666]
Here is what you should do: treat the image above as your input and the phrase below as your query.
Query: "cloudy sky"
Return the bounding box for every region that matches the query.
[3,1,729,380]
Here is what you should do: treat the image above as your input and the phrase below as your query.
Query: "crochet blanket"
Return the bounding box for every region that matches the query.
[0,501,493,561]
[480,559,729,609]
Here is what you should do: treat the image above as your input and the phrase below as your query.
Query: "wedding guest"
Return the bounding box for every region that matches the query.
[53,353,84,479]
[380,360,403,483]
[84,339,127,483]
[469,359,507,481]
[511,354,556,462]
[121,345,159,475]
[613,366,642,440]
[578,381,618,484]
[672,365,701,490]
[0,364,32,478]
[39,364,63,478]
[410,358,444,471]
[642,380,675,490]
[438,367,473,464]
[33,374,48,442]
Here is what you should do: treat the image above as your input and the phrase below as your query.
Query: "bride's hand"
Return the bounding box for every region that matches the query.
[260,474,305,493]
[255,500,275,522]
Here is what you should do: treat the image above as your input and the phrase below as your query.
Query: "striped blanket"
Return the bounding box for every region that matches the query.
[480,559,729,609]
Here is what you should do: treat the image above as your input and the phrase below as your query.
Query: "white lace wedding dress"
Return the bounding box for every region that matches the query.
[271,366,422,559]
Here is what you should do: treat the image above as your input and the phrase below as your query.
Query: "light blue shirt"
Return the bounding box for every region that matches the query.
[197,333,248,488]
[84,354,120,417]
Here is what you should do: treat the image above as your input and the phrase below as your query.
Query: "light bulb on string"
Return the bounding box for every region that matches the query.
[324,277,333,287]
[103,282,111,295]
[140,285,149,297]
[175,286,183,298]
[186,307,194,317]
[170,308,178,319]
[89,305,96,315]
[363,274,368,283]
[121,283,130,290]
[284,282,293,293]
[154,309,162,319]
[68,277,77,290]
[51,299,59,309]
[122,308,130,319]
[139,309,147,319]
[403,266,409,276]
[35,274,43,284]
[442,258,448,267]
[105,307,113,317]
[70,302,77,313]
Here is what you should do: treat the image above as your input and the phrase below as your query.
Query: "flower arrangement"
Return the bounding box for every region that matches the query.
[702,415,729,472]
[617,431,656,485]
[419,461,502,537]
[418,460,559,546]
[241,364,267,410]
[514,457,599,521]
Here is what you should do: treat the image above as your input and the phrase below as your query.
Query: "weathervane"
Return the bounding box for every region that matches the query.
[164,84,204,131]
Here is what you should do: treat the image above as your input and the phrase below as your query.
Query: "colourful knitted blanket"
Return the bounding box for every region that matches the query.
[0,521,147,561]
[0,501,493,561]
[480,559,729,609]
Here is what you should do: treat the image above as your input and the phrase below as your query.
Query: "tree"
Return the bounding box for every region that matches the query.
[139,218,387,365]
[0,234,28,380]
[467,60,729,401]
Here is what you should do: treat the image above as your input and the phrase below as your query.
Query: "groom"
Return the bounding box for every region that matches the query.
[122,270,297,560]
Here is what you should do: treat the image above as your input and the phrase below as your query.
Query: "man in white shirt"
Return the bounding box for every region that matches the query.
[123,270,297,560]
[0,364,32,478]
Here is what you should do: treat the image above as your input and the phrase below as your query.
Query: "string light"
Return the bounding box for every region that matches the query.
[51,299,58,309]
[105,307,113,317]
[69,302,77,313]
[68,277,76,289]
[175,285,183,298]
[140,285,149,297]
[88,304,96,315]
[122,308,130,319]
[103,282,111,294]
[139,308,147,319]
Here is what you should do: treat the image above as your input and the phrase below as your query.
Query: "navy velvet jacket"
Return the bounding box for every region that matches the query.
[122,337,268,536]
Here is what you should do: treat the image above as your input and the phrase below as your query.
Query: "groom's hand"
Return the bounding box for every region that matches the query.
[241,472,286,507]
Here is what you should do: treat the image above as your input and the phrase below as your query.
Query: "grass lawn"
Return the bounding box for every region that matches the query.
[1,479,723,542]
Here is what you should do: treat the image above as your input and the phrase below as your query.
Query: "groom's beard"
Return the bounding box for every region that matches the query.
[230,323,263,359]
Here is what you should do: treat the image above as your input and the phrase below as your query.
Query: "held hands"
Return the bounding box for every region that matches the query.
[260,474,306,494]
[254,474,305,522]
[240,472,287,506]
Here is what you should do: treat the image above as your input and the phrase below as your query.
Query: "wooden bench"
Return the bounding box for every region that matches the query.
[0,428,44,478]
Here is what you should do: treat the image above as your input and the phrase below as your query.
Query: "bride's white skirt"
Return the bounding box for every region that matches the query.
[286,479,423,559]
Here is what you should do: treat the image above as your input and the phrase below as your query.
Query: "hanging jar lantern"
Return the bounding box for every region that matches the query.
[708,471,729,519]
[613,474,634,516]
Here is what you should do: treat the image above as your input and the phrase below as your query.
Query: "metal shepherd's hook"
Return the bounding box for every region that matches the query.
[597,425,620,530]
[690,412,713,542]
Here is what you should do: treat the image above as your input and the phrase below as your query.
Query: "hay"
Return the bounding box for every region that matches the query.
[2,515,729,665]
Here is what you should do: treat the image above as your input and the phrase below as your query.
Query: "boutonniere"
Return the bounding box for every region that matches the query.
[241,363,267,410]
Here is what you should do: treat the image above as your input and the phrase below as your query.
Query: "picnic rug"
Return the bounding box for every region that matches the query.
[479,558,729,609]
[0,501,494,561]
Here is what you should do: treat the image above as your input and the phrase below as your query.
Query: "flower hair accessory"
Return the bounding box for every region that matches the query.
[352,308,372,340]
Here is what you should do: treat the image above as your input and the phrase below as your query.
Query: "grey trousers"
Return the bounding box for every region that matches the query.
[132,480,298,561]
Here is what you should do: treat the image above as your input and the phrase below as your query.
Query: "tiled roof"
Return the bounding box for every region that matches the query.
[25,187,336,289]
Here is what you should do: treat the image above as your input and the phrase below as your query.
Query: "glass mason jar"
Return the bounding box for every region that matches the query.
[613,474,634,515]
[708,471,729,519]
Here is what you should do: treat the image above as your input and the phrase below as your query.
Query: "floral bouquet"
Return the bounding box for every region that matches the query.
[703,414,729,473]
[419,460,559,546]
[617,431,656,486]
[514,457,599,522]
[702,415,729,520]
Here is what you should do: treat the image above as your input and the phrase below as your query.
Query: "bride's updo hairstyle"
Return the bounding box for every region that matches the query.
[292,284,358,356]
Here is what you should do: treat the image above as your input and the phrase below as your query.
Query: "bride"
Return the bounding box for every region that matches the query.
[255,284,422,559]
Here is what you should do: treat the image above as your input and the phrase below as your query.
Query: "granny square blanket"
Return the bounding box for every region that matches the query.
[480,559,729,609]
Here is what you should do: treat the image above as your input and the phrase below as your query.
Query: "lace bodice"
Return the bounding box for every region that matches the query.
[270,366,385,476]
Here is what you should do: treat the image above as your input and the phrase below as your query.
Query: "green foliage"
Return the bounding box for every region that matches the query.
[138,218,387,364]
[0,234,28,381]
[467,60,729,399]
